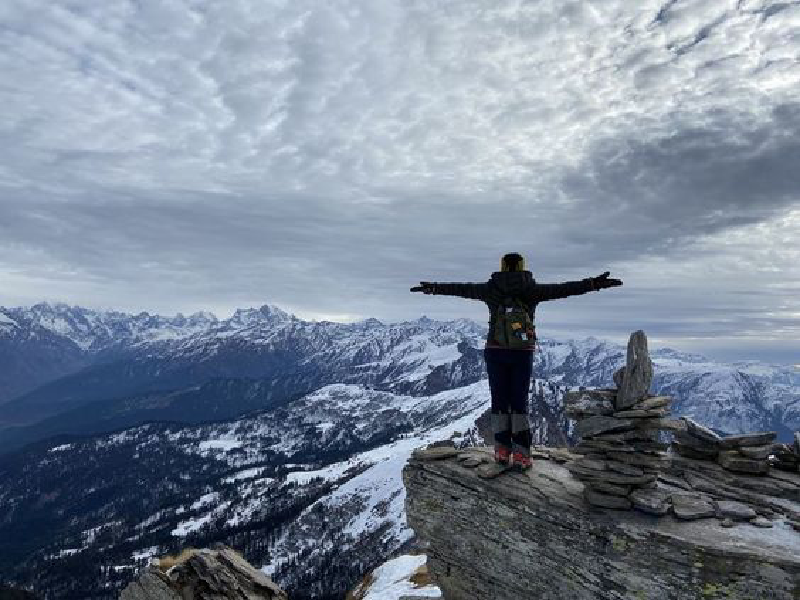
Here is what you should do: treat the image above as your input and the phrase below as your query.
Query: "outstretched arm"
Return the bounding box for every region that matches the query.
[410,281,490,301]
[532,271,622,302]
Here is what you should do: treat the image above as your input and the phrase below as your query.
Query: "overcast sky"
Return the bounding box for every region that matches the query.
[1,0,799,365]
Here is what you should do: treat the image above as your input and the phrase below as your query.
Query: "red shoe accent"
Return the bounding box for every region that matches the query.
[495,446,511,464]
[512,451,532,469]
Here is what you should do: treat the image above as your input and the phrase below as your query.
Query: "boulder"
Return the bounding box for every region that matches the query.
[616,330,653,410]
[120,545,287,600]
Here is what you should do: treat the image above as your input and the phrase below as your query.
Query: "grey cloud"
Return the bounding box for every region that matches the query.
[0,0,799,363]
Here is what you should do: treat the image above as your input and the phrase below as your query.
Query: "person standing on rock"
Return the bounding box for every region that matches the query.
[411,253,622,470]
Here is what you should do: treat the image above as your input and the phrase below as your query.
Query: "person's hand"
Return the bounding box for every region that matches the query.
[593,271,622,289]
[410,282,436,294]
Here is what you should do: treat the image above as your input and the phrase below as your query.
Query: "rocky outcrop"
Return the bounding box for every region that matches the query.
[118,544,287,600]
[403,446,800,600]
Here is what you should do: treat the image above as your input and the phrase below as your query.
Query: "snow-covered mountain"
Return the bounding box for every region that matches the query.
[2,303,798,452]
[1,302,799,599]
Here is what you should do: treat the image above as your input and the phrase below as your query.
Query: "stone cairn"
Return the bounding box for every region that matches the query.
[564,330,680,511]
[673,416,800,474]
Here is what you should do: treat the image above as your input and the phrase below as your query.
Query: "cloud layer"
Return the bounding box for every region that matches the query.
[1,0,799,363]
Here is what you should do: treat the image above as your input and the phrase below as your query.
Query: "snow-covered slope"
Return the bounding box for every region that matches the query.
[348,554,441,600]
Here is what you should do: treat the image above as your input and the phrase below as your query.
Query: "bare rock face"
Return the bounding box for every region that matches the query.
[403,446,800,600]
[616,330,653,410]
[119,544,287,600]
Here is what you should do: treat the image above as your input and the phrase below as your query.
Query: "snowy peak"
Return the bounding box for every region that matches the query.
[227,305,295,328]
[0,310,18,329]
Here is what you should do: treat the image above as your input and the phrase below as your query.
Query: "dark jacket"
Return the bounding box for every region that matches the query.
[428,270,597,350]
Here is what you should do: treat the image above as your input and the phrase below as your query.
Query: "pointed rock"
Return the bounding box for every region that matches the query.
[615,330,653,410]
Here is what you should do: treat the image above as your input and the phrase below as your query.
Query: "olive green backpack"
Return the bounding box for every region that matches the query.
[492,297,535,348]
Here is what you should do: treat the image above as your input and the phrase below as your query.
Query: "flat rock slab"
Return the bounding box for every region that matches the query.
[718,450,770,475]
[613,408,670,419]
[630,487,671,515]
[590,480,632,497]
[738,444,775,460]
[750,516,774,528]
[583,485,632,509]
[563,390,616,417]
[671,493,716,520]
[682,418,722,443]
[414,447,462,461]
[605,451,670,469]
[476,462,511,479]
[605,460,645,477]
[715,500,757,520]
[576,415,635,438]
[672,443,718,460]
[673,431,719,451]
[719,432,777,449]
[628,396,672,411]
[462,457,486,468]
[637,418,687,432]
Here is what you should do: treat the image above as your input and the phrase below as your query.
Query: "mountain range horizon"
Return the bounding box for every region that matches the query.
[1,299,797,368]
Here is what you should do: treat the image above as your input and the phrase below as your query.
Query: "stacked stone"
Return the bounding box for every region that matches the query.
[772,433,800,472]
[564,330,677,511]
[672,418,780,475]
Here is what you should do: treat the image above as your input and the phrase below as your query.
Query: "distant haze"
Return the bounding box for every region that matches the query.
[0,1,798,365]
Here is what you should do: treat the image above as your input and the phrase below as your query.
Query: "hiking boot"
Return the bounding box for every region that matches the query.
[512,450,532,471]
[494,446,511,465]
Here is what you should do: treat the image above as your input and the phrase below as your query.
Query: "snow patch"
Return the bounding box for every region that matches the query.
[359,554,441,600]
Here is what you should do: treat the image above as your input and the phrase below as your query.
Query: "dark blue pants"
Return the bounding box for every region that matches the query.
[484,347,533,456]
